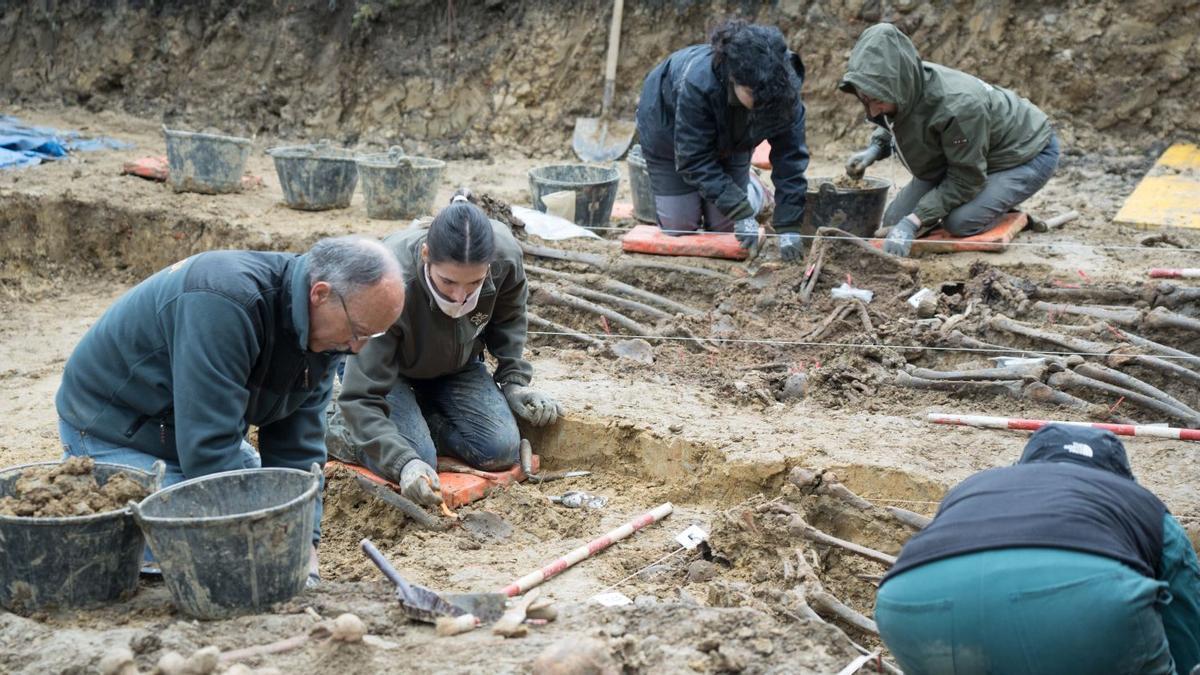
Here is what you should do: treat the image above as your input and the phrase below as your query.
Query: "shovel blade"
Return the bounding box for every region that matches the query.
[573,116,636,163]
[445,592,508,624]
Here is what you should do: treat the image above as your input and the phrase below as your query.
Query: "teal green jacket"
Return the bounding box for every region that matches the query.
[840,23,1052,224]
[56,252,337,481]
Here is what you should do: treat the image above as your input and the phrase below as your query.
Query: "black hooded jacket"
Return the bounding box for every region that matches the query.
[883,425,1167,582]
[635,44,810,231]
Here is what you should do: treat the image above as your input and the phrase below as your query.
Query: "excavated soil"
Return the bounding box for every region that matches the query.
[1,1,1199,671]
[0,456,149,518]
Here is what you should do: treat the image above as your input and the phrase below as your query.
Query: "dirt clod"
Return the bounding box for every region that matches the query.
[0,457,148,518]
[532,637,618,675]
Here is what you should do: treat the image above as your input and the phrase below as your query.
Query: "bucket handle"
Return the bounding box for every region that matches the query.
[819,181,839,198]
[386,145,406,163]
[150,460,167,492]
[128,499,146,528]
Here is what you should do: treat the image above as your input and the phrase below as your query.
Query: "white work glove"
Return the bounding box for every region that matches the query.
[846,145,884,180]
[883,215,920,258]
[399,459,442,507]
[502,383,563,427]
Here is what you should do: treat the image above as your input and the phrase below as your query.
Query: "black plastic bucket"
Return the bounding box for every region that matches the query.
[131,465,320,620]
[163,126,253,194]
[625,145,656,223]
[0,461,161,614]
[528,164,621,230]
[356,148,445,220]
[267,143,359,211]
[802,176,891,237]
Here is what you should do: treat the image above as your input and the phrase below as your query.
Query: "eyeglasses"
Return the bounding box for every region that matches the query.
[335,290,388,343]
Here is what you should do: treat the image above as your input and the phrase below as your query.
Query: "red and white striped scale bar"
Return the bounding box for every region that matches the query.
[928,413,1200,442]
[498,502,674,597]
[1149,268,1200,279]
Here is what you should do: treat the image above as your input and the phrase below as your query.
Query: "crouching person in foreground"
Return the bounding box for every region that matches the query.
[333,195,561,509]
[876,424,1200,674]
[55,237,406,582]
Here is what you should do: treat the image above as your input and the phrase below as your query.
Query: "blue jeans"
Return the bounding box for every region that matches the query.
[884,133,1061,237]
[58,419,323,546]
[876,547,1175,675]
[363,360,520,475]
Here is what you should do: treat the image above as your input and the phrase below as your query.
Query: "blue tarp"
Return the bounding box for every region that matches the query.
[0,114,130,170]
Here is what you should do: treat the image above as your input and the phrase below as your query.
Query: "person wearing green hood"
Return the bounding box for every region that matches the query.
[838,23,1060,257]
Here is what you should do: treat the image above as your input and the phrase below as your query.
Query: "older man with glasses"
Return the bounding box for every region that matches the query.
[55,236,404,583]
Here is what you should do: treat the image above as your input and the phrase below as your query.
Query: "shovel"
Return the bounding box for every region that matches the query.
[361,538,507,624]
[572,0,636,162]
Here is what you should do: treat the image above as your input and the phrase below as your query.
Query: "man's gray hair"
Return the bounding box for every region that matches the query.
[307,236,400,296]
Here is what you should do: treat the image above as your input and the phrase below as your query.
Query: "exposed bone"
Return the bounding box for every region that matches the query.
[816,226,920,274]
[1145,306,1200,333]
[798,239,827,304]
[530,283,654,336]
[851,300,876,339]
[1073,362,1200,422]
[1030,285,1144,305]
[792,521,897,567]
[990,315,1200,388]
[738,361,790,372]
[810,590,879,635]
[1140,232,1189,248]
[895,372,1109,418]
[886,506,932,530]
[1106,325,1200,368]
[805,304,855,341]
[527,313,606,349]
[1048,370,1200,426]
[941,330,1050,359]
[906,362,1046,381]
[543,280,671,321]
[525,264,701,316]
[519,241,607,268]
[1033,300,1141,326]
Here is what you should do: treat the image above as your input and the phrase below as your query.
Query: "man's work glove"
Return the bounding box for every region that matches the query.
[503,383,563,427]
[734,218,760,249]
[400,459,442,507]
[845,145,884,180]
[779,232,805,262]
[883,215,920,257]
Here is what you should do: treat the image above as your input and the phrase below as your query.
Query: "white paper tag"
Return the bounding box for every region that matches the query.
[591,591,632,607]
[674,525,709,550]
[907,288,935,308]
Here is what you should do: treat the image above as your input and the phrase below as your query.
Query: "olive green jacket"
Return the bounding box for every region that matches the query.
[336,220,532,476]
[840,23,1052,224]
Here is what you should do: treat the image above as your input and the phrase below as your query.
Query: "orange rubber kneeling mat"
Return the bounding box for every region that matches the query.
[622,224,748,260]
[870,212,1029,254]
[122,156,170,181]
[327,456,539,509]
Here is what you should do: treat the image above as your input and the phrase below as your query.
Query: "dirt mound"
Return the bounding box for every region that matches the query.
[1,2,1194,153]
[0,457,148,518]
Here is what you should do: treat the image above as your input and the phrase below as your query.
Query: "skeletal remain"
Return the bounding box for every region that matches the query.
[493,588,541,638]
[219,613,370,664]
[539,280,672,321]
[1048,370,1200,426]
[1104,325,1200,367]
[804,304,856,341]
[886,506,932,530]
[791,521,897,567]
[531,283,655,336]
[527,313,606,349]
[525,264,702,316]
[990,315,1200,388]
[815,226,920,274]
[895,371,1109,419]
[798,239,827,303]
[520,241,731,280]
[905,362,1047,381]
[1072,362,1200,422]
[810,590,879,635]
[1145,306,1200,333]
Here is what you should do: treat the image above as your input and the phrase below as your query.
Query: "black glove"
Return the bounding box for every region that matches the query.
[734,219,759,249]
[846,145,884,180]
[779,232,804,262]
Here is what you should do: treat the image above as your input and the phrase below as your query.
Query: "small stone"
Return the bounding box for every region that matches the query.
[686,560,719,583]
[633,594,658,608]
[612,339,654,364]
[779,373,807,401]
[668,423,683,433]
[128,631,160,654]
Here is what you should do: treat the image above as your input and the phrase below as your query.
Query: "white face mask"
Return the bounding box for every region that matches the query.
[424,264,484,319]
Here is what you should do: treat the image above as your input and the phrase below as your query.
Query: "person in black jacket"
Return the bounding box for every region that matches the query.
[635,20,810,261]
[876,424,1200,674]
[56,236,405,582]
